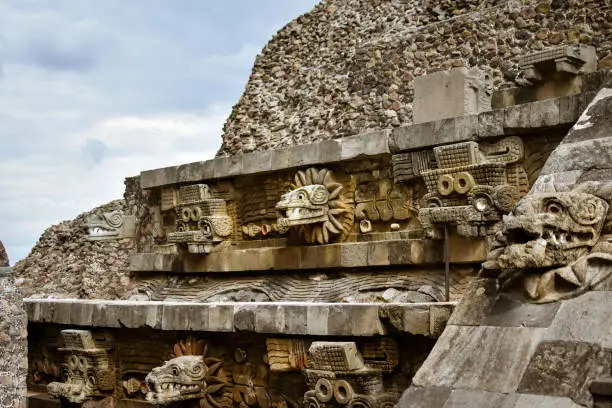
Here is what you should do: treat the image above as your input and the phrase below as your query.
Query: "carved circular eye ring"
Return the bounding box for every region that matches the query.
[171,366,180,376]
[297,192,305,200]
[454,172,475,194]
[68,355,78,371]
[437,175,454,196]
[333,380,354,404]
[191,206,202,222]
[181,208,192,223]
[314,378,334,403]
[78,356,88,372]
[546,201,564,215]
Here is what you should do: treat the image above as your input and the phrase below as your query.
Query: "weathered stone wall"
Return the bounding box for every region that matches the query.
[12,177,145,300]
[0,242,27,408]
[219,0,612,156]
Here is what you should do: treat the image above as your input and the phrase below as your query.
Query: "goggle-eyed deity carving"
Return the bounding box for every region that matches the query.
[166,184,234,253]
[276,168,353,244]
[145,337,230,407]
[302,342,398,408]
[47,330,113,404]
[483,182,612,303]
[417,137,528,238]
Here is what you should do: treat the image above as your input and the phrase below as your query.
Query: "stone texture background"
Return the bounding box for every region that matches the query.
[0,243,27,408]
[219,0,612,156]
[12,178,145,300]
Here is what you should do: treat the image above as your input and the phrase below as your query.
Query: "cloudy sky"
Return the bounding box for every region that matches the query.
[0,0,319,264]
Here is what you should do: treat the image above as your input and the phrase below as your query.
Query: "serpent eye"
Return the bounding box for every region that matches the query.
[297,192,305,200]
[546,201,564,214]
[171,366,179,376]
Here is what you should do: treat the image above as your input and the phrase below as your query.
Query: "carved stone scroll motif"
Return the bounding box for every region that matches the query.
[145,337,230,407]
[276,168,354,244]
[166,184,234,253]
[302,342,398,408]
[47,330,114,404]
[483,183,612,303]
[416,137,529,238]
[85,210,136,241]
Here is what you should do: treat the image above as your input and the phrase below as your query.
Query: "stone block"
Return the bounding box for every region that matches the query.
[140,165,177,189]
[477,109,504,138]
[543,291,612,348]
[591,377,612,397]
[380,304,430,336]
[306,304,330,335]
[449,236,488,263]
[562,87,612,144]
[316,140,342,164]
[504,103,532,130]
[341,134,365,160]
[340,243,368,267]
[241,151,271,175]
[326,304,385,336]
[207,304,234,332]
[512,394,583,408]
[412,325,544,393]
[413,67,491,124]
[176,160,214,184]
[558,94,581,124]
[389,115,478,153]
[444,389,517,408]
[539,138,612,177]
[529,98,560,128]
[362,129,390,156]
[396,386,451,408]
[129,253,179,272]
[254,305,287,333]
[282,304,309,335]
[517,340,612,406]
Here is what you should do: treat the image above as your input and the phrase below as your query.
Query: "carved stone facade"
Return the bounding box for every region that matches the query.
[412,137,528,238]
[483,183,612,303]
[46,330,114,404]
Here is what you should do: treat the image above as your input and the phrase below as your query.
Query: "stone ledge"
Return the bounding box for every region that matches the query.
[389,94,584,153]
[140,130,390,189]
[0,266,11,276]
[129,239,448,273]
[140,93,585,189]
[24,299,456,337]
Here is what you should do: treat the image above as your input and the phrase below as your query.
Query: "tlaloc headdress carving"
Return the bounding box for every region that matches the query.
[276,168,353,244]
[145,337,230,407]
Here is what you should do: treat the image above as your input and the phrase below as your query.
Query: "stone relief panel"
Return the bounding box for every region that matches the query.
[276,168,355,244]
[354,179,415,234]
[483,182,612,303]
[46,330,114,404]
[237,174,292,239]
[31,324,434,408]
[145,337,231,407]
[302,342,398,408]
[85,210,136,241]
[162,184,234,254]
[133,269,471,303]
[407,137,529,238]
